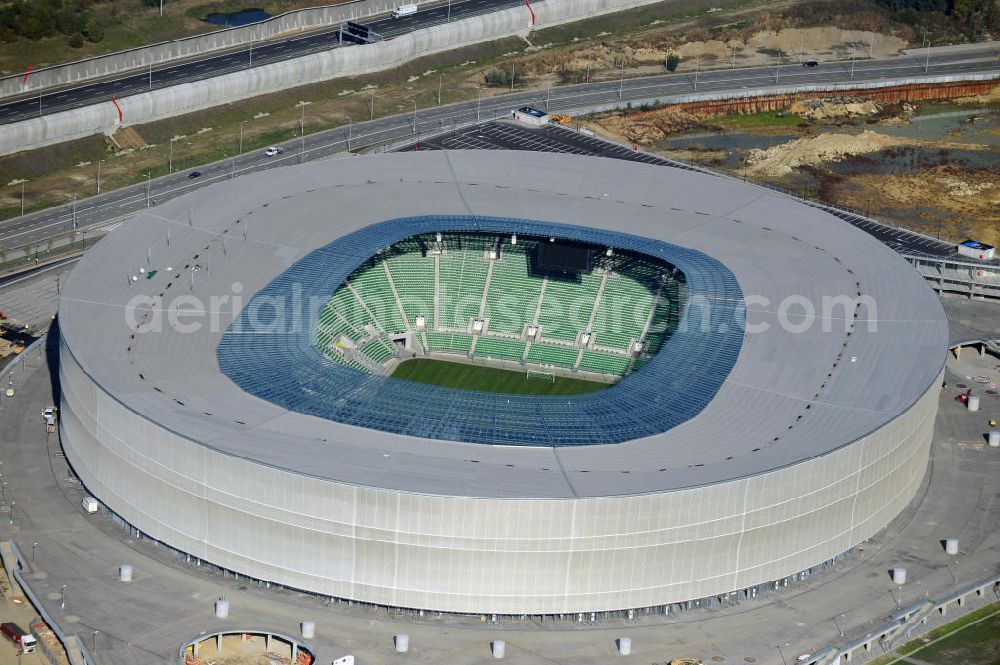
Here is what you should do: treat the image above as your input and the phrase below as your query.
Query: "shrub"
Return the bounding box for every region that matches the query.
[84,18,104,42]
[665,53,680,71]
[67,31,84,48]
[484,68,508,87]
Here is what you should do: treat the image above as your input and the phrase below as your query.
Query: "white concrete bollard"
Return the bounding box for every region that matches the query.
[618,637,632,656]
[892,568,907,584]
[491,640,506,659]
[215,599,230,618]
[118,564,133,582]
[301,621,315,639]
[394,634,409,653]
[967,395,980,412]
[989,431,1000,447]
[945,539,959,555]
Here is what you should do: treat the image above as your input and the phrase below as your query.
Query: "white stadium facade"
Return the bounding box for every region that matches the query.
[58,150,947,616]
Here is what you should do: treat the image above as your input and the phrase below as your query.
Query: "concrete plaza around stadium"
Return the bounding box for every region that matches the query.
[57,151,947,615]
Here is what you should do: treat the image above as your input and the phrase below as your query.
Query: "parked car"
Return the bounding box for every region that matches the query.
[803,60,819,67]
[265,146,281,157]
[188,171,202,179]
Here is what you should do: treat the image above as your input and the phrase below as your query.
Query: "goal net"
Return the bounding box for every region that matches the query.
[526,369,555,383]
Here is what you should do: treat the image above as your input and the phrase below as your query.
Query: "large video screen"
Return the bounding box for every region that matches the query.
[537,242,591,272]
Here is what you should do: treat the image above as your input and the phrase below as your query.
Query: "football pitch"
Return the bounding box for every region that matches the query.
[391,359,607,395]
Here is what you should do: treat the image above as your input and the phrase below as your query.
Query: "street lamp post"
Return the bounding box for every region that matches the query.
[476,86,482,123]
[60,585,66,609]
[9,500,14,525]
[145,172,151,207]
[72,194,77,230]
[438,74,443,105]
[618,62,624,100]
[97,159,103,195]
[851,42,856,79]
[295,101,311,163]
[239,120,247,154]
[924,36,931,73]
[370,87,376,120]
[20,180,26,216]
[345,117,352,151]
[411,99,417,133]
[31,542,37,564]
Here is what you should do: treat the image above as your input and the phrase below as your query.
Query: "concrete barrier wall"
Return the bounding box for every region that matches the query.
[0,0,399,99]
[0,0,665,156]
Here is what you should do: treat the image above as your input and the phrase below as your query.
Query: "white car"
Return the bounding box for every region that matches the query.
[265,146,281,157]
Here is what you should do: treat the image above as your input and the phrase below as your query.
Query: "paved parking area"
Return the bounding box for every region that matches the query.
[407,121,685,168]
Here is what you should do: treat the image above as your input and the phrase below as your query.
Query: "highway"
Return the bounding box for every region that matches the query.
[0,0,528,124]
[1,46,998,261]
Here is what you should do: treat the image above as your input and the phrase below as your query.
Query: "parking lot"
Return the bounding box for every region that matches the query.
[404,121,689,169]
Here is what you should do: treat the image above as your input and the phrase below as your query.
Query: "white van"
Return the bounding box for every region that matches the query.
[392,4,417,17]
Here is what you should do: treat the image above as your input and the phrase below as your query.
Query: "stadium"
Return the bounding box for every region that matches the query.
[57,150,947,616]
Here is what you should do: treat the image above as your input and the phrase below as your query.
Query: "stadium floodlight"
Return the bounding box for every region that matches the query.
[472,318,485,333]
[526,324,539,340]
[581,331,592,347]
[415,315,426,331]
[489,249,498,260]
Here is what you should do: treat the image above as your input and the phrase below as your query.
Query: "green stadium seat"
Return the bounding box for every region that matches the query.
[578,351,631,375]
[538,272,601,342]
[425,331,473,354]
[526,343,578,368]
[385,249,436,330]
[439,240,489,329]
[483,247,543,334]
[473,337,526,362]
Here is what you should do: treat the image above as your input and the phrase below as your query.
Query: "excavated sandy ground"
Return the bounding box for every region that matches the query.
[530,26,907,80]
[591,86,1000,244]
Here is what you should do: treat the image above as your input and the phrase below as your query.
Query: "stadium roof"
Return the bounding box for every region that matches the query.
[58,150,948,499]
[218,215,743,446]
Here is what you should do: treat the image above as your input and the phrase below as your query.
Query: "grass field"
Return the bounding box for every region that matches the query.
[392,359,607,396]
[870,602,1000,665]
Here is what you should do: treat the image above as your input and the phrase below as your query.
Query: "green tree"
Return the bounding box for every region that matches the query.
[67,31,83,47]
[665,53,681,72]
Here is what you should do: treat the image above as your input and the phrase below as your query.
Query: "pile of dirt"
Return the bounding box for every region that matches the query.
[108,126,146,150]
[790,96,882,120]
[593,108,711,145]
[745,130,909,176]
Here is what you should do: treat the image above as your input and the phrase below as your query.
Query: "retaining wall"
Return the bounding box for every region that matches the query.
[0,0,397,99]
[0,0,664,157]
